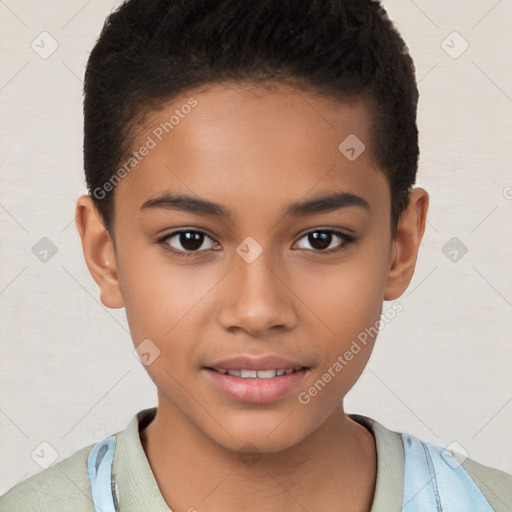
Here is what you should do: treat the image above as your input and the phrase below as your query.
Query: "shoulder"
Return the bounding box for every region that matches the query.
[404,430,512,512]
[457,453,512,512]
[0,442,95,512]
[351,414,512,512]
[0,408,154,512]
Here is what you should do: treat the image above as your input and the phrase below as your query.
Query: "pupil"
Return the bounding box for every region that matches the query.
[309,231,331,250]
[181,232,203,251]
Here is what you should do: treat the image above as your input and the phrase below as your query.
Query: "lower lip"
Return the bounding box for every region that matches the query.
[203,368,308,404]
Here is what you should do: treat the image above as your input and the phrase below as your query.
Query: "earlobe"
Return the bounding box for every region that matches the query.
[75,195,125,309]
[384,188,429,301]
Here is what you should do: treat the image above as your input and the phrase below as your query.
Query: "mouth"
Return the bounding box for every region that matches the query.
[202,355,311,403]
[206,367,307,379]
[202,364,310,403]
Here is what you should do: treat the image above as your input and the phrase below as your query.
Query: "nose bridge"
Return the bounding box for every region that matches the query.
[218,236,296,333]
[236,236,278,295]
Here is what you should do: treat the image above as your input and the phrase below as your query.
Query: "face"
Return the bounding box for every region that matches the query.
[77,82,426,453]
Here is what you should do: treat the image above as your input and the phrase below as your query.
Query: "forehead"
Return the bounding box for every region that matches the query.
[113,82,389,221]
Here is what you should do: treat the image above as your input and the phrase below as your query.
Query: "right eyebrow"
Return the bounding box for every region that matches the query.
[140,192,230,217]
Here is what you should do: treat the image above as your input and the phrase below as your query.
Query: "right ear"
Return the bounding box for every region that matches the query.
[74,195,125,309]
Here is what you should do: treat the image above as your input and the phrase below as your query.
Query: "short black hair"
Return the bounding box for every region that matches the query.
[83,0,419,235]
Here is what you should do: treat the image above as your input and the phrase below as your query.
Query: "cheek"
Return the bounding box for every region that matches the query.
[297,238,391,385]
[306,275,382,372]
[117,242,220,348]
[306,246,389,336]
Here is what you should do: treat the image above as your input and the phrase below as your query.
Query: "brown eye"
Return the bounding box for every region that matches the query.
[294,229,354,253]
[175,231,204,251]
[159,230,219,257]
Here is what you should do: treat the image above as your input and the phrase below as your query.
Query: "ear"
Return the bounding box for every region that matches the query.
[75,195,125,309]
[384,188,429,301]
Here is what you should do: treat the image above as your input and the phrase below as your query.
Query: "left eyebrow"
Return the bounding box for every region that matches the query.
[139,190,370,218]
[286,191,370,216]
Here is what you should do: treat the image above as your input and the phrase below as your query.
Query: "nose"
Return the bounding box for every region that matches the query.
[217,241,298,337]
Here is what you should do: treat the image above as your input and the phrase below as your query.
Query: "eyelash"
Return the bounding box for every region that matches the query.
[157,229,355,258]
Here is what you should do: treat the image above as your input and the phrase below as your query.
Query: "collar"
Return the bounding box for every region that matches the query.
[349,413,404,512]
[112,407,404,511]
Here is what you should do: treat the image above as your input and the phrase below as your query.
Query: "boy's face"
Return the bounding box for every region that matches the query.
[77,82,427,453]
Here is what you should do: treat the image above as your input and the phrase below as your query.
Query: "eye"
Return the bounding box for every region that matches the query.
[294,229,355,254]
[158,228,355,258]
[158,230,220,257]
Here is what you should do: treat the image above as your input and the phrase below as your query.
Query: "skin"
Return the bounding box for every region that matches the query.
[75,82,428,512]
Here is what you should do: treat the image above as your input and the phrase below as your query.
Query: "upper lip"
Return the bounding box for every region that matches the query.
[205,355,310,371]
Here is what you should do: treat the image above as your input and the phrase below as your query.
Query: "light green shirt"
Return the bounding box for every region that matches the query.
[1,407,511,511]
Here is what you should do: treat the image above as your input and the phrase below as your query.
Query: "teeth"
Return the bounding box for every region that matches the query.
[256,370,276,379]
[218,368,303,378]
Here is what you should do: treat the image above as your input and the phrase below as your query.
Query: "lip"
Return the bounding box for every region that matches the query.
[203,367,308,404]
[202,355,310,404]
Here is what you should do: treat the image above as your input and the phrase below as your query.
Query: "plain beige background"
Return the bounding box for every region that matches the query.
[1,0,511,493]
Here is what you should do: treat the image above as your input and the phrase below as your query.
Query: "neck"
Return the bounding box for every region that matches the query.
[140,400,377,512]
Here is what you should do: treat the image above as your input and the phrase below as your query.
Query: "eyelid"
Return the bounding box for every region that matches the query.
[297,226,355,239]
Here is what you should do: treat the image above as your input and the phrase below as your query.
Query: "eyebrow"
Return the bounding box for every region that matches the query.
[140,190,370,218]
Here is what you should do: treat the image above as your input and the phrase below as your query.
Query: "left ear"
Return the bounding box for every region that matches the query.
[384,188,429,300]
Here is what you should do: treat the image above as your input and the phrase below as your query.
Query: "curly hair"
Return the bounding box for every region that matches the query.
[83,0,419,234]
